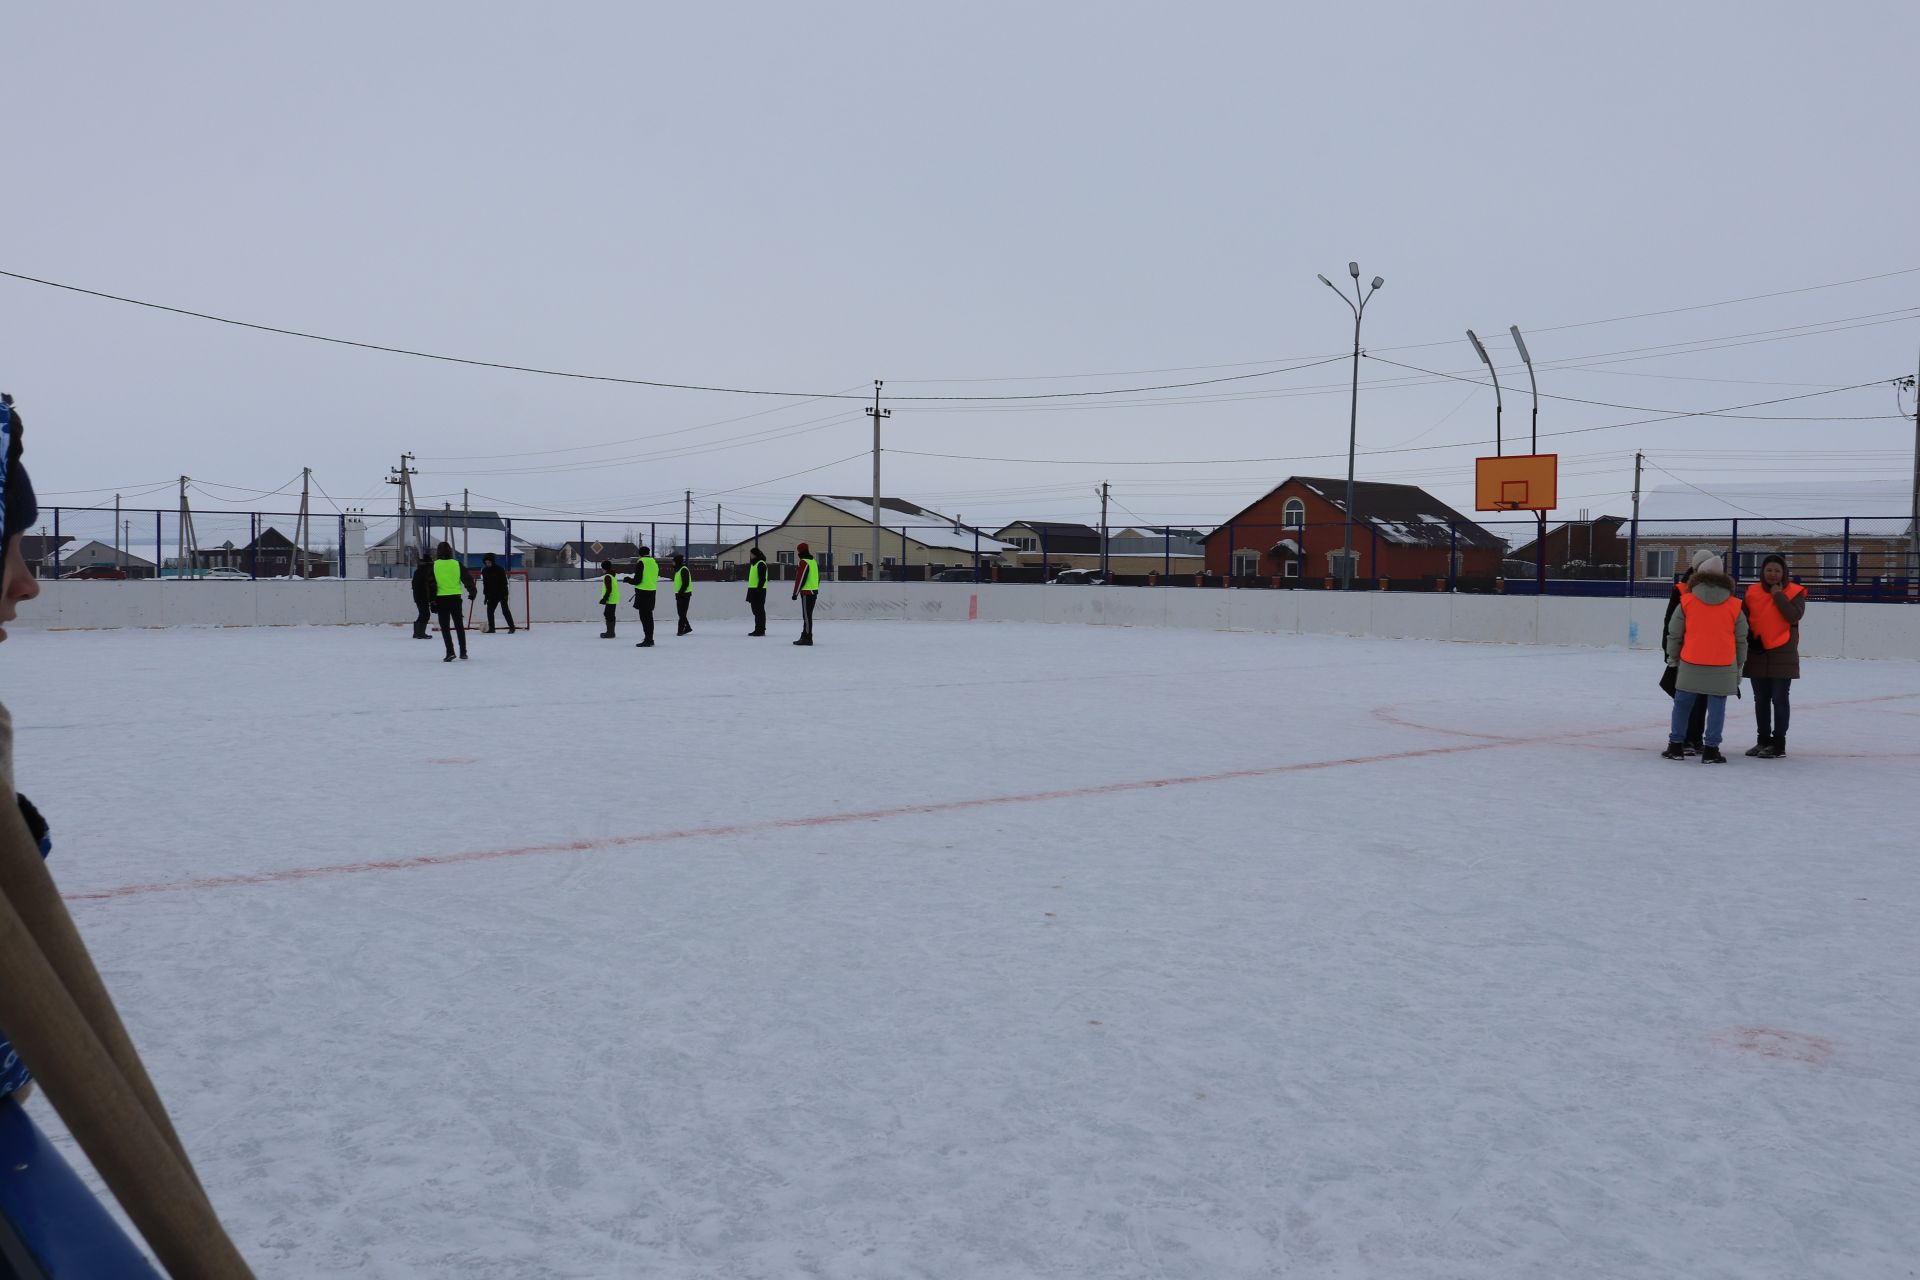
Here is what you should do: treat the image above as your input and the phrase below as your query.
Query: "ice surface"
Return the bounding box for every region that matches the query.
[5,620,1918,1278]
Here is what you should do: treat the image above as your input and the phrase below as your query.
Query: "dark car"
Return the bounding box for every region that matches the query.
[1050,569,1107,585]
[61,565,128,580]
[932,568,985,582]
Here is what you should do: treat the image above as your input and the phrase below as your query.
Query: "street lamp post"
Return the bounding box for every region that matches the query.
[1465,329,1504,457]
[1510,325,1545,592]
[1318,262,1384,590]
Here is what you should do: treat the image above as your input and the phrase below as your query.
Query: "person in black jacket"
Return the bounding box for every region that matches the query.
[410,555,436,639]
[671,553,693,636]
[1660,549,1714,754]
[480,553,516,633]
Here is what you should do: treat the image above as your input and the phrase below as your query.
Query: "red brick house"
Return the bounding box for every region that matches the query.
[1201,477,1506,583]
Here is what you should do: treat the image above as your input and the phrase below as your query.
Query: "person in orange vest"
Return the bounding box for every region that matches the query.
[1662,555,1747,762]
[1741,553,1806,758]
[1658,549,1716,753]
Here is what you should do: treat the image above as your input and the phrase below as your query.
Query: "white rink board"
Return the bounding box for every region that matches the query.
[20,579,1920,660]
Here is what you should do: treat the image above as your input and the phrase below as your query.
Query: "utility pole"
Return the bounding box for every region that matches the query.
[177,476,198,578]
[1908,352,1918,598]
[868,380,889,581]
[715,504,722,565]
[683,489,692,557]
[385,452,417,565]
[462,487,471,566]
[1100,481,1110,579]
[1629,450,1644,598]
[114,493,121,566]
[292,467,313,580]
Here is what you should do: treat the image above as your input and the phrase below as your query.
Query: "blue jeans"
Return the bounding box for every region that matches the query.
[1671,689,1726,748]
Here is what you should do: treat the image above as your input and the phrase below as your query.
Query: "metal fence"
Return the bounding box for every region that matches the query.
[24,504,1920,602]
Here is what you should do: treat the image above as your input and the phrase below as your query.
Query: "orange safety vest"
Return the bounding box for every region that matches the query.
[1678,591,1742,666]
[1743,581,1805,649]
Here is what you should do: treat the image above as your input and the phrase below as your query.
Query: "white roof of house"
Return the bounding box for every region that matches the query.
[809,496,1016,553]
[1635,482,1915,539]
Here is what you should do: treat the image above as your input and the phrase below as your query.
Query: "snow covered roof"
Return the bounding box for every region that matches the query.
[812,495,1016,553]
[1635,482,1915,539]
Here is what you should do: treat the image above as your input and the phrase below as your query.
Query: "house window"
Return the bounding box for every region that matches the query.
[1009,537,1038,552]
[850,552,865,567]
[1282,498,1306,529]
[1819,550,1858,582]
[1643,548,1675,580]
[1283,560,1300,579]
[777,550,795,566]
[1232,550,1261,577]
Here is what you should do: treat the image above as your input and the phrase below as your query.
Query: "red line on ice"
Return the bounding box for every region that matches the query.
[64,738,1510,903]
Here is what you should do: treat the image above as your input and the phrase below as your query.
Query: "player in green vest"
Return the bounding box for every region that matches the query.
[623,547,660,647]
[791,541,820,646]
[431,541,476,662]
[671,553,694,636]
[744,547,769,636]
[597,560,619,638]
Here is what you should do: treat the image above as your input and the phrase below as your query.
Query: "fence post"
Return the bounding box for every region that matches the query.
[973,528,980,579]
[52,508,61,578]
[503,518,512,568]
[1729,519,1739,581]
[1835,518,1850,602]
[901,525,907,581]
[1164,527,1170,582]
[1227,522,1236,587]
[826,526,833,579]
[578,522,586,579]
[1042,528,1050,582]
[154,510,162,578]
[249,513,258,579]
[1369,522,1378,589]
[1627,513,1639,599]
[1448,521,1458,592]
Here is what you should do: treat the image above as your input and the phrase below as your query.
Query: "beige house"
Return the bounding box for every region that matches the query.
[990,521,1207,577]
[714,495,1016,577]
[1632,483,1914,592]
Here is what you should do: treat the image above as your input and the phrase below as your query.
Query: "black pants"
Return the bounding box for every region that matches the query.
[486,597,515,632]
[413,599,431,638]
[636,593,655,642]
[746,588,767,633]
[799,592,816,637]
[1683,694,1707,745]
[675,593,691,633]
[602,603,617,636]
[1751,677,1792,739]
[434,597,467,657]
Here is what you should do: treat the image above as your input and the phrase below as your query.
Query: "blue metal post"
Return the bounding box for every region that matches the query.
[1369,522,1379,589]
[1042,528,1050,581]
[249,512,258,579]
[1729,519,1739,582]
[1841,518,1851,601]
[1227,521,1236,586]
[337,513,346,577]
[826,526,833,578]
[1448,521,1458,592]
[52,508,61,577]
[900,525,907,581]
[577,522,586,580]
[504,518,512,569]
[1163,527,1170,582]
[974,527,980,579]
[155,510,162,577]
[1627,513,1639,599]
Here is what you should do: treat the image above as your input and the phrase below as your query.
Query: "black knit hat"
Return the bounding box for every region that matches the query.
[2,394,39,547]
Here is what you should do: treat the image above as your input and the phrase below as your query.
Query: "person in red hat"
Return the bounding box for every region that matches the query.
[791,542,820,646]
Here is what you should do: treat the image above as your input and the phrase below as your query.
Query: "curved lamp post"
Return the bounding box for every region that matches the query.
[1318,262,1384,590]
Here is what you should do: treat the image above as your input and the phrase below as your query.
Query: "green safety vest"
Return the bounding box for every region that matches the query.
[599,573,618,605]
[800,558,820,591]
[636,557,659,591]
[746,561,766,589]
[433,558,465,596]
[674,567,692,595]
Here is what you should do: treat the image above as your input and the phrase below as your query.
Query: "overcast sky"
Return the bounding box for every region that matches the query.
[4,0,1917,546]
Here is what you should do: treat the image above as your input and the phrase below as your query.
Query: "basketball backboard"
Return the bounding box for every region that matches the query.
[1475,453,1559,512]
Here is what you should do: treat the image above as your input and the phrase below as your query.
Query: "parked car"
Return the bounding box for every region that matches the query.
[931,568,985,582]
[61,565,128,580]
[1051,569,1108,585]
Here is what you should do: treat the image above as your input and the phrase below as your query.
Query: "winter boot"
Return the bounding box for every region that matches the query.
[635,639,654,648]
[1701,745,1727,764]
[599,631,613,639]
[443,654,455,663]
[1758,734,1785,759]
[1682,741,1702,757]
[1744,738,1768,757]
[1661,741,1687,760]
[793,634,813,647]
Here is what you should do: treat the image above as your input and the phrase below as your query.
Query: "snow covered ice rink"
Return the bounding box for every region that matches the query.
[9,615,1920,1278]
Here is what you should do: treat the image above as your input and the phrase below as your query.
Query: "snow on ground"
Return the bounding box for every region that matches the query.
[6,618,1919,1278]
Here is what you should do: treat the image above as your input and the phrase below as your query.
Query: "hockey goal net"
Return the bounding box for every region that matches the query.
[466,569,533,630]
